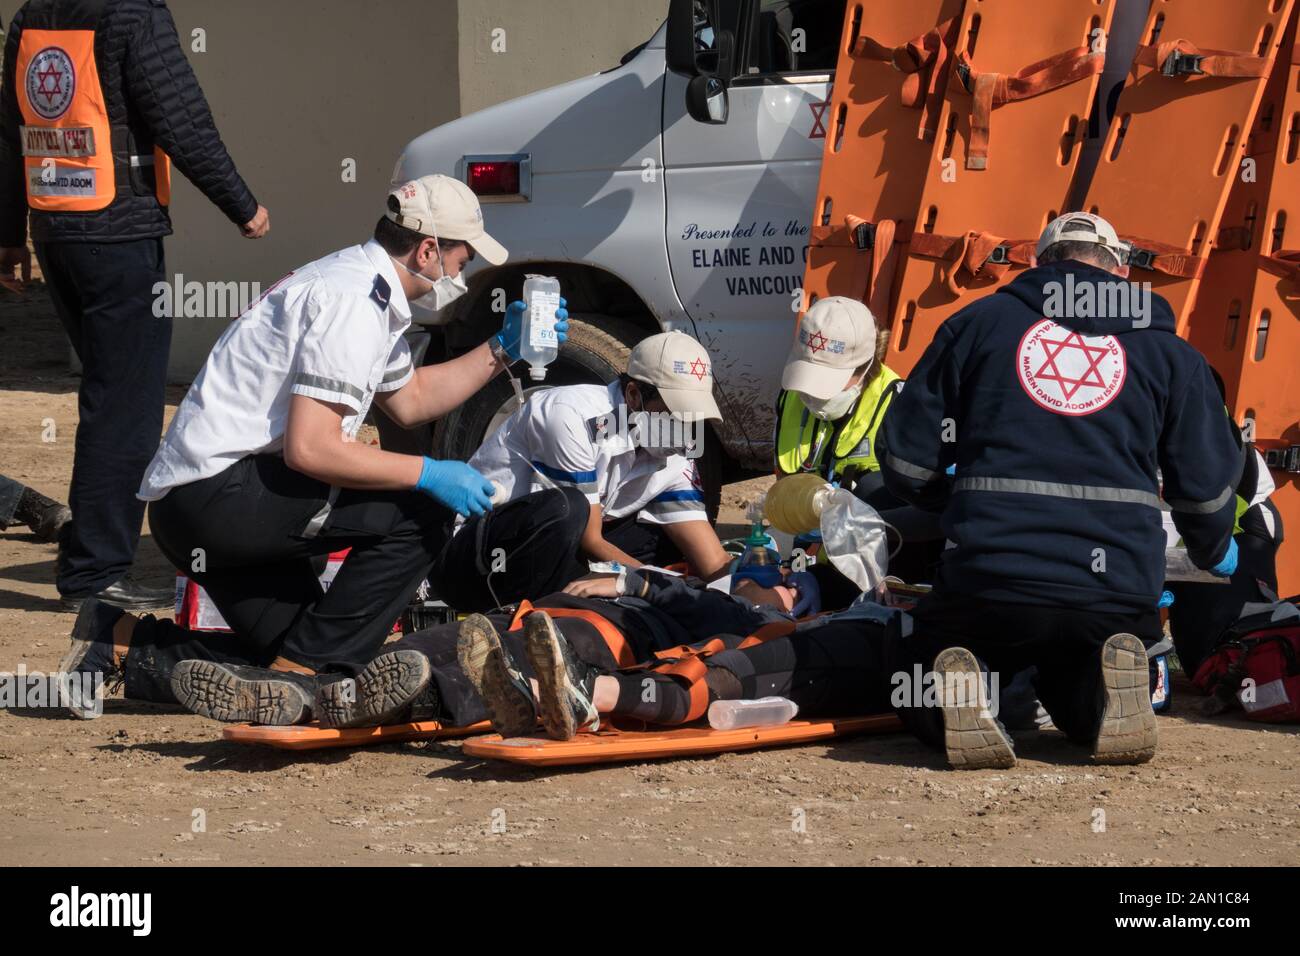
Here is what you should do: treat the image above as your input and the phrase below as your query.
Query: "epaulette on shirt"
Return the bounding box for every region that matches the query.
[586,413,613,444]
[370,275,392,310]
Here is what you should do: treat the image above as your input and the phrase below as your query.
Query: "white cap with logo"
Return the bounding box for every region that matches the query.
[1036,211,1126,267]
[781,296,878,401]
[627,331,723,422]
[387,174,509,265]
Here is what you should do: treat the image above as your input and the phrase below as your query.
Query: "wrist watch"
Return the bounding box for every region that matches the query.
[488,335,512,365]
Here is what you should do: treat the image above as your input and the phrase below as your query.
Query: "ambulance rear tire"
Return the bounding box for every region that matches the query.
[431,314,723,522]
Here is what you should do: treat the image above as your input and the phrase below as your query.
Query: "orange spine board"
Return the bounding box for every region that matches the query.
[1083,0,1297,328]
[462,714,903,767]
[1189,9,1300,594]
[803,0,967,327]
[885,0,1116,376]
[221,720,490,751]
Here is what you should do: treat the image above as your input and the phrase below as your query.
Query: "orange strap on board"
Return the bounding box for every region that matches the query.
[951,46,1106,170]
[508,600,639,668]
[1133,40,1272,79]
[1117,234,1208,280]
[909,230,1036,296]
[512,603,804,725]
[1260,249,1300,285]
[851,17,961,140]
[642,619,801,724]
[843,214,915,318]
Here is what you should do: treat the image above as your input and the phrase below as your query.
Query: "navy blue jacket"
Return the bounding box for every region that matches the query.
[877,260,1243,613]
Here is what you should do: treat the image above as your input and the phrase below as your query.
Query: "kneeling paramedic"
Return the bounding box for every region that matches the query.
[427,331,733,611]
[1166,369,1285,679]
[776,297,944,582]
[56,174,568,719]
[876,212,1243,769]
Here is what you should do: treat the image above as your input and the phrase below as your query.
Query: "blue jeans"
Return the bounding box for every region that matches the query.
[36,238,169,597]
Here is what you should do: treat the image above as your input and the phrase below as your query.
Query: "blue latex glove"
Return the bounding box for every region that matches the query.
[1157,590,1175,609]
[1209,538,1239,578]
[415,457,496,518]
[786,570,822,618]
[496,297,570,361]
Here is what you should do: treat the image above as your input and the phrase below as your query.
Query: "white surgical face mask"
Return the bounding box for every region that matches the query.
[392,232,468,312]
[802,383,862,421]
[630,396,688,459]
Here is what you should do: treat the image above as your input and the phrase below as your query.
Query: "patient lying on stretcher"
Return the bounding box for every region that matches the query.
[170,563,897,730]
[456,571,902,740]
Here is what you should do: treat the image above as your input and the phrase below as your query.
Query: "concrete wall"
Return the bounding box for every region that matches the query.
[162,0,461,379]
[157,0,665,379]
[456,0,667,115]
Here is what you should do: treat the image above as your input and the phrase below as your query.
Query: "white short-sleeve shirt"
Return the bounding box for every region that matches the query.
[467,382,707,527]
[138,240,413,501]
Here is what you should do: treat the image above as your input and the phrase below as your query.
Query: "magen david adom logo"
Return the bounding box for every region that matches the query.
[1017,319,1127,417]
[26,47,77,120]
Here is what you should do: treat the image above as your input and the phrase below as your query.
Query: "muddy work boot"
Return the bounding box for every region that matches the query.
[523,610,600,741]
[456,613,537,737]
[934,646,1016,770]
[11,486,72,543]
[170,660,324,726]
[58,599,127,719]
[315,649,434,729]
[1092,633,1158,765]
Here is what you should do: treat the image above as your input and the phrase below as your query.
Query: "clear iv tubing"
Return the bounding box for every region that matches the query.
[480,450,573,610]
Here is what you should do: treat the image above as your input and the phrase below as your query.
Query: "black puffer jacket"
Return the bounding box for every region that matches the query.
[0,0,258,246]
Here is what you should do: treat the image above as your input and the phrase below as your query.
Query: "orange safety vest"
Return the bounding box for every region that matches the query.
[15,28,170,213]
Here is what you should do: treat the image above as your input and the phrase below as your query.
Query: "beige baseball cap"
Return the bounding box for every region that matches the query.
[1037,211,1125,267]
[627,331,723,422]
[387,174,508,265]
[782,296,878,401]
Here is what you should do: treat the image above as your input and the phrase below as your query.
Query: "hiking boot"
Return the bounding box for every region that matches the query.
[13,486,71,543]
[523,610,600,740]
[58,599,126,719]
[1092,633,1158,765]
[456,614,537,737]
[170,660,321,726]
[315,649,434,729]
[934,646,1016,770]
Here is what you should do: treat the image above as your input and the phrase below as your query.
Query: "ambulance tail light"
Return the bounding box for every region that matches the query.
[462,154,531,203]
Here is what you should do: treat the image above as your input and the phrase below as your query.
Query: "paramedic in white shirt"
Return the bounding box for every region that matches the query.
[428,331,733,612]
[57,175,568,719]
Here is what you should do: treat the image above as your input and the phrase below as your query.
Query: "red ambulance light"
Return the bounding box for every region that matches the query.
[467,161,521,197]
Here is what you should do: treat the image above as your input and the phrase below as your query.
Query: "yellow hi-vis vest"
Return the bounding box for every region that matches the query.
[16,29,171,212]
[775,365,902,481]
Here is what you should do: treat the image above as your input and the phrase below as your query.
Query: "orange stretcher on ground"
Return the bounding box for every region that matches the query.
[221,720,490,751]
[220,603,907,761]
[461,714,903,768]
[221,713,905,763]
